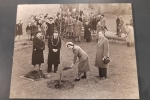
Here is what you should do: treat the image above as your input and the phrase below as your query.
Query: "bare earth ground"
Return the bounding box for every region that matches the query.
[10,15,139,99]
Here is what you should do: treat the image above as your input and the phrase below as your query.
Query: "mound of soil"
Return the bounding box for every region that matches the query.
[47,80,74,90]
[24,70,47,81]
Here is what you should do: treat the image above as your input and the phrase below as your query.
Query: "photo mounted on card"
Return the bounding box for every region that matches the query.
[10,3,139,99]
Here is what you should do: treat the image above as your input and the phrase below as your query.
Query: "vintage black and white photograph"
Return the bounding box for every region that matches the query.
[10,3,139,99]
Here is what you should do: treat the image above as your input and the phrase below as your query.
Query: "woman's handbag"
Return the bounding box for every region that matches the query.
[103,57,110,64]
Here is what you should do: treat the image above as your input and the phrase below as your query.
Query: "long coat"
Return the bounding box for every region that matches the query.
[66,17,74,33]
[26,25,32,34]
[17,24,23,35]
[84,24,92,40]
[32,37,45,65]
[73,20,82,37]
[46,22,54,37]
[119,19,126,34]
[92,18,97,30]
[55,18,61,33]
[95,38,109,68]
[48,36,61,65]
[126,26,134,43]
[73,45,90,73]
[116,18,120,32]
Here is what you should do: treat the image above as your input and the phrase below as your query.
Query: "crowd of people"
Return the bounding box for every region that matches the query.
[15,8,134,81]
[15,9,109,43]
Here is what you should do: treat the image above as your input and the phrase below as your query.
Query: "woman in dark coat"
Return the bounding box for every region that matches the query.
[47,31,61,73]
[95,32,109,79]
[66,42,90,81]
[46,17,55,38]
[84,21,92,43]
[16,20,23,40]
[32,33,45,70]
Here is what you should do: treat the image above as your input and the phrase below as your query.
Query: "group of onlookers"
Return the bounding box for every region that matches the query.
[16,9,108,43]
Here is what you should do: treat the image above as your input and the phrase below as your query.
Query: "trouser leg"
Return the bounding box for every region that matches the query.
[54,64,58,73]
[99,68,107,78]
[48,64,52,73]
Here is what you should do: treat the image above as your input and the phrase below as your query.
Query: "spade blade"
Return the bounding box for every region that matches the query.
[62,67,72,70]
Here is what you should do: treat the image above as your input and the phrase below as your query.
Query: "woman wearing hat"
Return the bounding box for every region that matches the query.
[32,33,45,70]
[66,42,90,81]
[47,30,61,73]
[95,32,109,79]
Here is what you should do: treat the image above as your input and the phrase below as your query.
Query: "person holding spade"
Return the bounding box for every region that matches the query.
[66,42,90,81]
